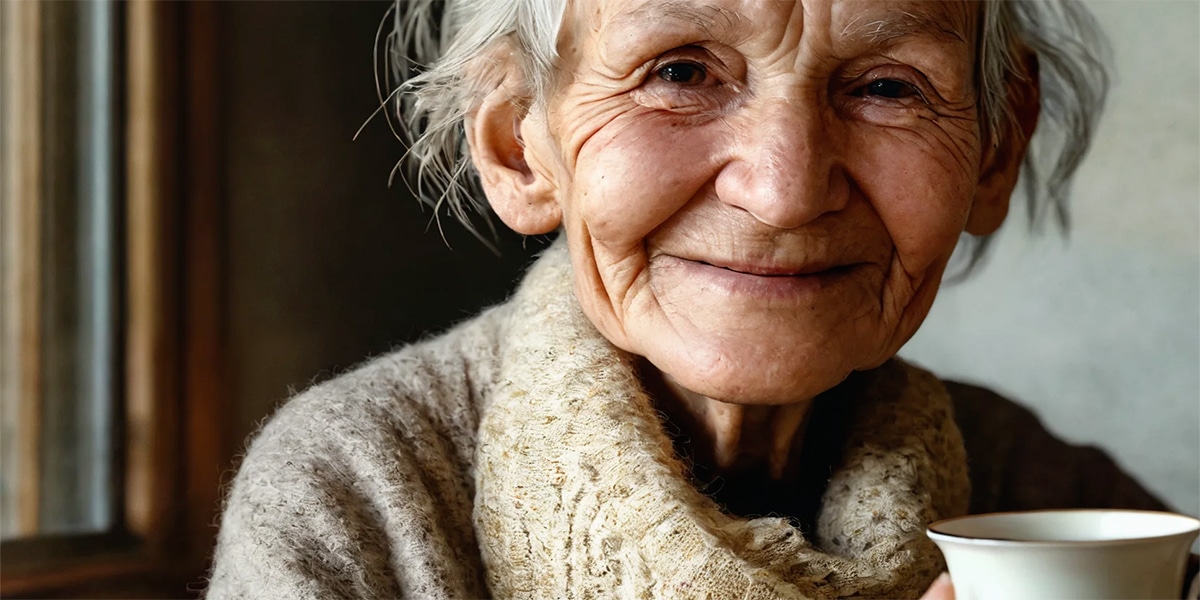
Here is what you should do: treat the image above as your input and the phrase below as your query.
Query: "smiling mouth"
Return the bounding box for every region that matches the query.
[656,255,862,299]
[696,260,856,278]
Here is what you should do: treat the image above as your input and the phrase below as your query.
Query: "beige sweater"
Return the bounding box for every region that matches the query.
[206,243,1165,599]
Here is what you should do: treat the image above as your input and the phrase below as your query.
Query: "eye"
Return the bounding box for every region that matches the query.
[634,47,737,114]
[861,78,921,100]
[656,61,708,85]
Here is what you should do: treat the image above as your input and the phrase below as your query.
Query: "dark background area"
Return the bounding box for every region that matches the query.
[220,1,546,451]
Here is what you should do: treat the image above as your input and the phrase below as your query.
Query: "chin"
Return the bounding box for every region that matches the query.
[651,342,857,405]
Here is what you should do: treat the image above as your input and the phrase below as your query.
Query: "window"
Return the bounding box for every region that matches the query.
[1,1,228,596]
[2,0,119,543]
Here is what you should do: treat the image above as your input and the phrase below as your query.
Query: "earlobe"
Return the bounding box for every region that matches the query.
[967,52,1041,236]
[467,78,561,235]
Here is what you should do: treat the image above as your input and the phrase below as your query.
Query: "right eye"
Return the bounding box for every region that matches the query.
[655,61,709,86]
[634,47,738,114]
[855,78,924,102]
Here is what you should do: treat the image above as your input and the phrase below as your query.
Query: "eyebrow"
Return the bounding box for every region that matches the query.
[595,2,970,66]
[602,1,751,43]
[840,8,971,46]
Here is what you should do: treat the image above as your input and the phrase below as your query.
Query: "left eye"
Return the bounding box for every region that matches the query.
[656,61,709,85]
[861,78,920,99]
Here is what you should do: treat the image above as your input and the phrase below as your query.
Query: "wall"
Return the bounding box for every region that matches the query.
[901,0,1199,518]
[220,1,544,453]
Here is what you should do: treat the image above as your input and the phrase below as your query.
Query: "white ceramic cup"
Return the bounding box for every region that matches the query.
[927,509,1199,600]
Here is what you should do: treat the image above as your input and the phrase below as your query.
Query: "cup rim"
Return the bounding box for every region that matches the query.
[926,508,1200,547]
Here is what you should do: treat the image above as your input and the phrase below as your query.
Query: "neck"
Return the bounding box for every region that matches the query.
[649,369,815,481]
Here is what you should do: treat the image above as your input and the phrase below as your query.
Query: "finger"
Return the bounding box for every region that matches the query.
[919,572,955,600]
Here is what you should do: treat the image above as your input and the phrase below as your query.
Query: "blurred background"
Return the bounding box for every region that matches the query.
[1,0,1195,597]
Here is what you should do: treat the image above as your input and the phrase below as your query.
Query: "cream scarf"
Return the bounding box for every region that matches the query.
[475,243,971,599]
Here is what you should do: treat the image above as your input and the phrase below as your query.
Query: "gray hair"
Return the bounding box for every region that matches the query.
[382,0,1109,273]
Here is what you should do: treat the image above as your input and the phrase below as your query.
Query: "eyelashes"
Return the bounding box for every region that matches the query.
[637,46,941,121]
[655,61,710,86]
[857,78,924,101]
[636,49,734,113]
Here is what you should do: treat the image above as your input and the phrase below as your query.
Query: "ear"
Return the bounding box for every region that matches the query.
[466,76,562,235]
[966,51,1041,236]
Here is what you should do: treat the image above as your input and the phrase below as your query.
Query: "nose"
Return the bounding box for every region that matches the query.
[713,96,848,229]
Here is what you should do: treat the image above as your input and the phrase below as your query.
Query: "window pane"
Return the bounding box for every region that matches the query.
[0,0,118,541]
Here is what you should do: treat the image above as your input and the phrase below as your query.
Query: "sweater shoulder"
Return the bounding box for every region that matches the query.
[943,380,1166,514]
[208,306,508,599]
[253,302,509,466]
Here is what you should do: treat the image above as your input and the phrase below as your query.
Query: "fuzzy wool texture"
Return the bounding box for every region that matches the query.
[474,242,969,600]
[207,300,507,598]
[206,240,1166,600]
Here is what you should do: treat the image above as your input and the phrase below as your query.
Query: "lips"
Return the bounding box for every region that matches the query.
[652,254,862,300]
[698,259,848,277]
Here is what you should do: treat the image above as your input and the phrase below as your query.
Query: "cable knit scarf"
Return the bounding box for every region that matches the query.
[475,243,971,599]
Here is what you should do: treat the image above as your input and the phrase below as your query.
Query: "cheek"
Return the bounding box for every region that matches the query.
[848,123,981,268]
[569,114,723,248]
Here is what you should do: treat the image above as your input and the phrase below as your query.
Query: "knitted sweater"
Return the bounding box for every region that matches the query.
[206,243,1165,599]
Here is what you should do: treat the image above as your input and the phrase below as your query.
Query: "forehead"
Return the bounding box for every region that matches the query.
[573,0,976,50]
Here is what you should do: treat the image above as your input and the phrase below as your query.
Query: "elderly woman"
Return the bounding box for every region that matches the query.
[207,0,1173,598]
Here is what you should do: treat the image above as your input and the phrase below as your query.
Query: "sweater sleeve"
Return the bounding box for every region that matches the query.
[205,354,489,600]
[944,381,1169,515]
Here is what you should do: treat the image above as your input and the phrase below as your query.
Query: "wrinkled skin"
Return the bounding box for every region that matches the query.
[469,0,1033,555]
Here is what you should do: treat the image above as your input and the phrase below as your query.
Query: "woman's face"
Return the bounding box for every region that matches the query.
[496,0,1014,404]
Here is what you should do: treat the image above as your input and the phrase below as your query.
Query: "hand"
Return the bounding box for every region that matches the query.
[919,573,955,600]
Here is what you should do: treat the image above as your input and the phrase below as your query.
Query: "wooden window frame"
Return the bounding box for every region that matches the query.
[2,0,46,543]
[0,1,228,597]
